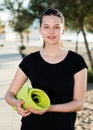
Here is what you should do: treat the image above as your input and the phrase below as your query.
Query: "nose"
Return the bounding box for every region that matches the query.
[49,28,54,33]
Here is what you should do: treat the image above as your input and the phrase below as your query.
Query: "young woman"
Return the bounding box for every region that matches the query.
[5,8,88,130]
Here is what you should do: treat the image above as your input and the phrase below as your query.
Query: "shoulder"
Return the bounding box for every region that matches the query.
[19,51,39,77]
[68,50,88,73]
[69,50,83,59]
[23,51,39,61]
[19,51,39,66]
[25,51,39,58]
[68,50,86,63]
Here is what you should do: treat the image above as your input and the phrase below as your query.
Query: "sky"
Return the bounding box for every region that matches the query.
[0,11,10,21]
[0,0,30,21]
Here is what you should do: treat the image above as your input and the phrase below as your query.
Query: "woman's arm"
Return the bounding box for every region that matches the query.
[5,67,32,117]
[5,67,28,105]
[48,68,87,112]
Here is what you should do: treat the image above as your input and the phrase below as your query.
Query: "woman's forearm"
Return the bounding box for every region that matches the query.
[5,91,18,107]
[48,99,84,113]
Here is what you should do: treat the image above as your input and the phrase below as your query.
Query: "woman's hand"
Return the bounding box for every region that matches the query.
[15,100,31,117]
[28,107,48,115]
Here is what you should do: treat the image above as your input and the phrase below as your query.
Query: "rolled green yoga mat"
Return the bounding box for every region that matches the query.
[14,86,50,110]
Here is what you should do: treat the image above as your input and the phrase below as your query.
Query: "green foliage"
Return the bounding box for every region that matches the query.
[85,15,93,33]
[0,19,5,34]
[53,0,93,28]
[87,70,93,83]
[28,0,55,19]
[9,9,33,33]
[19,45,26,50]
[28,0,93,35]
[1,0,93,34]
[1,0,35,44]
[1,0,34,33]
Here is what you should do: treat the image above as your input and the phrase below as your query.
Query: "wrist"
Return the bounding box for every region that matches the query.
[48,105,56,112]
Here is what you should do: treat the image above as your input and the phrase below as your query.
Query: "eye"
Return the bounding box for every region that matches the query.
[55,26,60,29]
[44,26,49,28]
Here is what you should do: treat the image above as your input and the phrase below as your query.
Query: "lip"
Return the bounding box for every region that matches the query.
[47,36,56,39]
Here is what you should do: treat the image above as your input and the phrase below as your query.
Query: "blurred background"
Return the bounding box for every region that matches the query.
[0,0,93,130]
[0,0,93,70]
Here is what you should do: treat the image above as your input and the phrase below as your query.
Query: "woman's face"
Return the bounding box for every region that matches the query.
[40,15,64,46]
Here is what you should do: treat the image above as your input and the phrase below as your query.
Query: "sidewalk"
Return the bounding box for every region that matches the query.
[0,64,22,130]
[0,42,22,130]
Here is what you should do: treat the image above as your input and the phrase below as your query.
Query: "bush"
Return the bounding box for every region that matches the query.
[19,45,26,50]
[17,45,26,58]
[87,70,93,83]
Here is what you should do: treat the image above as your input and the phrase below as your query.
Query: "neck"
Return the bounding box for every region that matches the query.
[42,44,63,57]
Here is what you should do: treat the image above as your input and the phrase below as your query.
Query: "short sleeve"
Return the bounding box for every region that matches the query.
[19,55,30,77]
[73,53,88,74]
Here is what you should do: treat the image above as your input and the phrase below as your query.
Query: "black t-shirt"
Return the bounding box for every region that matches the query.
[19,50,88,130]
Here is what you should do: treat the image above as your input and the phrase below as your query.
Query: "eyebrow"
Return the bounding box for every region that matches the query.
[42,24,60,26]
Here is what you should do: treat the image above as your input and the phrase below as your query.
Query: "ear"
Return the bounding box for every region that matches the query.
[62,25,66,35]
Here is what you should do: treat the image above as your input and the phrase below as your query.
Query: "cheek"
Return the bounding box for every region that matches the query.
[55,30,62,37]
[40,30,48,38]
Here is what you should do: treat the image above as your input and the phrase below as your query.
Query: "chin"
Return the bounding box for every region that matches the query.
[46,40,58,45]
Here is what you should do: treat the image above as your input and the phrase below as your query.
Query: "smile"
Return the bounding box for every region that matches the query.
[47,36,56,39]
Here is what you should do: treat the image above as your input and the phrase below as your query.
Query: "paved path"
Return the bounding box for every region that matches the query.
[0,42,22,130]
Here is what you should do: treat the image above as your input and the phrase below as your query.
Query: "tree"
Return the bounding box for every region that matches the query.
[1,0,93,69]
[53,0,93,70]
[0,19,5,34]
[27,0,93,70]
[66,20,81,52]
[85,15,93,33]
[0,19,5,46]
[9,9,33,44]
[1,0,34,44]
[28,0,55,19]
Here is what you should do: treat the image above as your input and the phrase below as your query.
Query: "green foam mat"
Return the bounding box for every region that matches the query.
[13,86,50,110]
